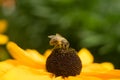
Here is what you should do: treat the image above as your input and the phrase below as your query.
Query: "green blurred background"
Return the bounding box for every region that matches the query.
[0,0,120,68]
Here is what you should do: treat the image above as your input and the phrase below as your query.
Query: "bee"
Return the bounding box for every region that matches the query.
[48,34,69,49]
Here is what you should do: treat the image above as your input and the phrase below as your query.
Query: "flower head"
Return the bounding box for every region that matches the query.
[0,35,120,80]
[0,41,120,80]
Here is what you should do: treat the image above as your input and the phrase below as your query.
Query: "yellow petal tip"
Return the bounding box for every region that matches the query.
[78,48,94,65]
[0,34,9,44]
[0,20,7,33]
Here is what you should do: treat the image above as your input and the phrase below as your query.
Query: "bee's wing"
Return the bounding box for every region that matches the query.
[56,33,62,37]
[48,35,55,38]
[48,33,62,39]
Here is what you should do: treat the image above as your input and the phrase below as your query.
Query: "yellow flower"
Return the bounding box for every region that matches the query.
[0,20,8,44]
[0,41,120,80]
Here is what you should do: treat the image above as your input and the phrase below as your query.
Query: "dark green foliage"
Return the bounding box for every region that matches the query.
[0,0,120,68]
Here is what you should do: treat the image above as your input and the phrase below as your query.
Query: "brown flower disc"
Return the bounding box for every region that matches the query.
[46,48,82,77]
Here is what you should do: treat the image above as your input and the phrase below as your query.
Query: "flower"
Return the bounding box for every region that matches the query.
[0,41,120,80]
[0,20,9,44]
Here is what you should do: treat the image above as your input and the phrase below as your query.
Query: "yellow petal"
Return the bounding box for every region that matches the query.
[67,76,102,80]
[25,49,46,64]
[53,76,64,80]
[44,49,52,59]
[0,59,17,77]
[82,62,114,73]
[6,41,45,69]
[0,34,9,44]
[101,62,114,70]
[107,79,120,80]
[66,76,81,80]
[105,70,120,78]
[78,48,94,66]
[1,65,52,80]
[81,70,120,79]
[0,20,7,33]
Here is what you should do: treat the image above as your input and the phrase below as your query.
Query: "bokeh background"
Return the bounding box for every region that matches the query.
[0,0,120,68]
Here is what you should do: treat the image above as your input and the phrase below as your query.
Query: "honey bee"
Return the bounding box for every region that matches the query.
[48,34,69,49]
